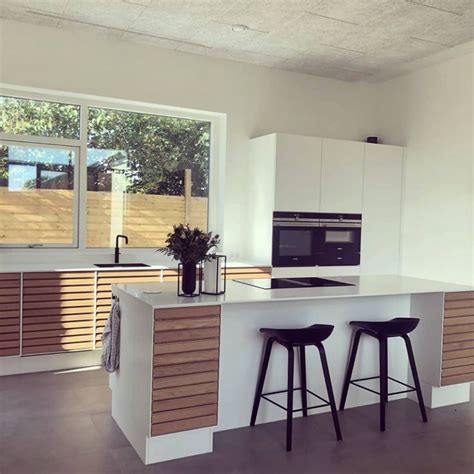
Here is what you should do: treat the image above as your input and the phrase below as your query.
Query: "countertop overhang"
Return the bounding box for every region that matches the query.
[114,275,474,309]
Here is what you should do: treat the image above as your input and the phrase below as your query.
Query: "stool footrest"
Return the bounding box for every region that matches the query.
[350,375,416,397]
[261,387,330,413]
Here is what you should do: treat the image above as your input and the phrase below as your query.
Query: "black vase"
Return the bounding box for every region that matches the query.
[181,262,197,295]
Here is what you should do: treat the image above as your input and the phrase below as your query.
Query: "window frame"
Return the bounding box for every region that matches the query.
[0,84,225,251]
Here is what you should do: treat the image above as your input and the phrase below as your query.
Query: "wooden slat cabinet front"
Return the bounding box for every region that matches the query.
[0,273,21,357]
[22,272,95,355]
[441,291,474,385]
[152,305,221,436]
[95,270,162,347]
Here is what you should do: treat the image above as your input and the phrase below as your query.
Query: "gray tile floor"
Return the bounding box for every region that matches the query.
[0,367,473,474]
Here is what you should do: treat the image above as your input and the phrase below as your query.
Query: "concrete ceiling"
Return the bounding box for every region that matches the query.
[0,0,473,82]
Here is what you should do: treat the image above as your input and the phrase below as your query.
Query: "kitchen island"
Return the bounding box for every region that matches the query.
[111,275,474,464]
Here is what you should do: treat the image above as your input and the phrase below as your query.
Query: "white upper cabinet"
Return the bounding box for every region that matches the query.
[320,139,365,213]
[361,144,404,275]
[274,134,322,212]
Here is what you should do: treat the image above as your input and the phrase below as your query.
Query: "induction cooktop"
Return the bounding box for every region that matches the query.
[234,277,354,290]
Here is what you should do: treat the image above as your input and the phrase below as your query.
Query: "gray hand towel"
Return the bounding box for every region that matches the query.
[101,298,121,373]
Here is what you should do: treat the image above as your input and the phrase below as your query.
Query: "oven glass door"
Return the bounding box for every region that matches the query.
[272,226,316,267]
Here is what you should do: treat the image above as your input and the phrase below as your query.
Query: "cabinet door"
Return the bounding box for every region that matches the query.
[361,144,404,275]
[22,272,95,355]
[0,273,21,357]
[320,139,365,213]
[274,134,322,212]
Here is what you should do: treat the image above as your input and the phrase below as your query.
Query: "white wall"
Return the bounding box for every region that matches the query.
[0,20,376,261]
[374,48,474,285]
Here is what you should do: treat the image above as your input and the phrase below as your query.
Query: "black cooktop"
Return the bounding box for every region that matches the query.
[235,277,354,290]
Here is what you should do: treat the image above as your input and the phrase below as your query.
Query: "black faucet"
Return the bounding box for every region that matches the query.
[114,235,129,264]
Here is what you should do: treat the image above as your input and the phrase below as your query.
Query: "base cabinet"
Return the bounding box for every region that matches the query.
[0,273,21,356]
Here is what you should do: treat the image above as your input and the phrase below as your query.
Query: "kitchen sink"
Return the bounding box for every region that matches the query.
[94,263,151,268]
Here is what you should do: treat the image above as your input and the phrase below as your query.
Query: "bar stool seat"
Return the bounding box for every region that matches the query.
[250,323,342,451]
[340,317,428,432]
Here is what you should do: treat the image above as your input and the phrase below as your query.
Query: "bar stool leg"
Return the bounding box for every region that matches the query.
[250,338,274,427]
[340,330,362,410]
[403,335,428,423]
[286,346,295,452]
[299,345,308,417]
[379,337,388,432]
[317,343,343,441]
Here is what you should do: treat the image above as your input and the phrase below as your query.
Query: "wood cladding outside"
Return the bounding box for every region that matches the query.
[0,273,20,356]
[151,305,220,436]
[22,272,95,355]
[442,292,474,386]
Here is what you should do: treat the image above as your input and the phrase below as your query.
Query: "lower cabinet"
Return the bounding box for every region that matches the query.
[0,273,21,357]
[152,305,220,436]
[95,270,162,347]
[442,291,474,385]
[22,272,95,355]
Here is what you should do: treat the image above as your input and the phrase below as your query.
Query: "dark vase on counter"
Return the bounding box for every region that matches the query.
[181,262,197,295]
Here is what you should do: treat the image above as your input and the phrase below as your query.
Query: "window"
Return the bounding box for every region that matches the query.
[0,142,78,246]
[0,96,80,139]
[0,90,216,249]
[86,107,210,247]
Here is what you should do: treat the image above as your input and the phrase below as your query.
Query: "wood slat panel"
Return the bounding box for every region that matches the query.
[445,299,474,310]
[154,327,219,343]
[24,271,94,280]
[443,333,474,344]
[443,324,474,335]
[0,339,20,349]
[0,332,20,341]
[24,285,95,295]
[23,334,93,346]
[0,325,20,333]
[441,373,474,386]
[155,316,219,332]
[153,361,219,378]
[23,278,94,287]
[23,300,94,310]
[0,311,20,319]
[24,321,95,331]
[22,341,93,354]
[443,340,474,351]
[0,303,20,311]
[0,318,19,327]
[0,347,19,356]
[23,328,93,339]
[152,393,218,413]
[0,288,20,296]
[0,273,20,281]
[152,404,217,424]
[154,339,219,355]
[97,270,162,279]
[0,295,19,304]
[442,365,474,377]
[445,291,474,301]
[155,305,221,320]
[0,280,22,288]
[23,292,94,302]
[151,415,217,436]
[444,315,474,326]
[443,348,474,360]
[23,315,93,325]
[23,307,94,317]
[154,349,219,367]
[443,356,474,369]
[153,382,218,402]
[445,308,474,318]
[153,371,218,390]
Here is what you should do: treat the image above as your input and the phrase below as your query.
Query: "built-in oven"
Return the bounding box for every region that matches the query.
[272,212,319,267]
[272,212,362,267]
[315,213,362,266]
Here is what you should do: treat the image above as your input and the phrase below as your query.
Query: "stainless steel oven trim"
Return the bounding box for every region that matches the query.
[273,222,320,227]
[319,222,361,228]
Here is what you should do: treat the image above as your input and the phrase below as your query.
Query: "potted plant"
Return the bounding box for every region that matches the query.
[159,224,220,296]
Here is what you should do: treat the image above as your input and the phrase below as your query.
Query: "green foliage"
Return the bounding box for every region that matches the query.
[88,107,210,197]
[158,224,220,263]
[0,96,80,139]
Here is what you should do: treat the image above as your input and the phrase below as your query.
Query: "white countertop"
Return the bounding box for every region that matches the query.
[114,275,474,309]
[0,260,263,273]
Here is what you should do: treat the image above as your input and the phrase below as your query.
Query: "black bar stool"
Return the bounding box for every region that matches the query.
[339,317,428,431]
[250,324,342,451]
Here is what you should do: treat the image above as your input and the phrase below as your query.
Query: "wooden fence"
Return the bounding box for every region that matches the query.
[0,188,208,247]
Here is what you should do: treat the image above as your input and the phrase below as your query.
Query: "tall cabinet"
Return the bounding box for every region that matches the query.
[247,133,405,275]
